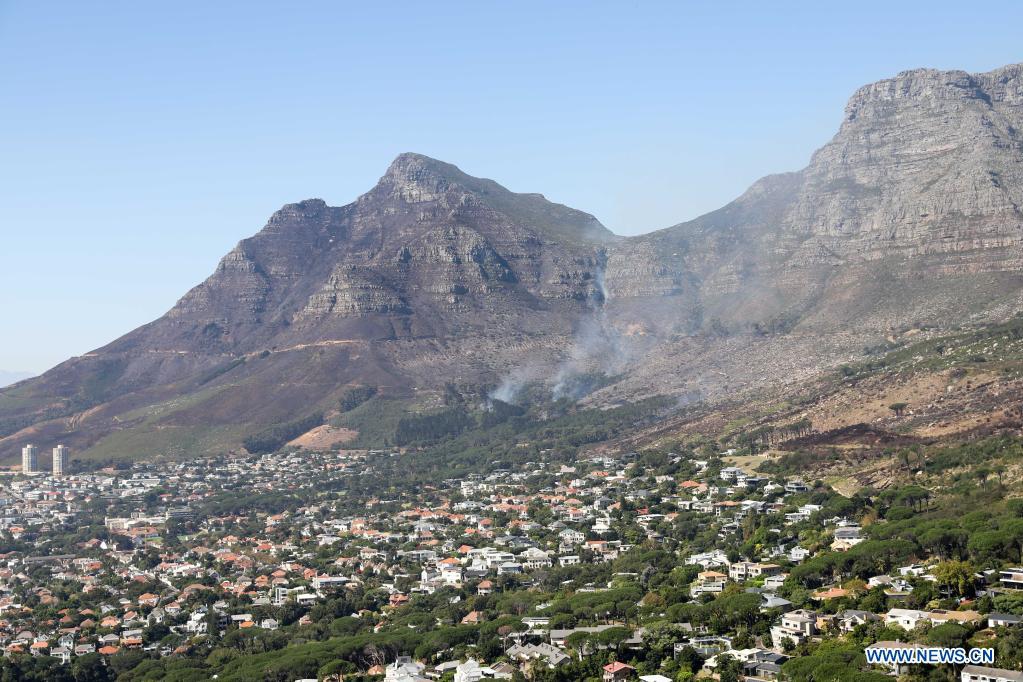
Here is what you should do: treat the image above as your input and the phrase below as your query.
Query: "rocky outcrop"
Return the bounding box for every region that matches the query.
[300,266,409,317]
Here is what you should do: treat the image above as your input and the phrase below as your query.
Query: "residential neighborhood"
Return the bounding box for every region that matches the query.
[0,438,1021,682]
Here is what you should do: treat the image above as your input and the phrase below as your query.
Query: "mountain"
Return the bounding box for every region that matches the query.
[0,154,617,458]
[3,63,1023,460]
[611,63,1023,332]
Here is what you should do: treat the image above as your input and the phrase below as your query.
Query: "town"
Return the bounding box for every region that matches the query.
[0,435,1022,682]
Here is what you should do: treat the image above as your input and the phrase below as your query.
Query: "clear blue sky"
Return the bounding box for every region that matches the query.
[2,1,1021,373]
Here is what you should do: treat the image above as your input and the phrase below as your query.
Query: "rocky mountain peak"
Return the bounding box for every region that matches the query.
[376,152,468,203]
[841,62,1023,125]
[364,152,616,245]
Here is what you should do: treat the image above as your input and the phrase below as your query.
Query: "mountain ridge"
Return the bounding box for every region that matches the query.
[4,62,1023,460]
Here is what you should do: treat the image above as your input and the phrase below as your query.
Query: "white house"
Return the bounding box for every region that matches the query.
[885,608,928,630]
[961,666,1023,682]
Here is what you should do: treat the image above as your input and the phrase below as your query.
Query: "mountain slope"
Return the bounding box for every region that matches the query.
[4,64,1023,460]
[0,154,615,458]
[600,63,1023,399]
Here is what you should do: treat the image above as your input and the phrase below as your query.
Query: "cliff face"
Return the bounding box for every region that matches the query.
[121,153,614,356]
[607,64,1023,335]
[4,64,1023,459]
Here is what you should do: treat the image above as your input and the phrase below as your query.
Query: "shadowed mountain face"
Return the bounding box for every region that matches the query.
[4,64,1023,459]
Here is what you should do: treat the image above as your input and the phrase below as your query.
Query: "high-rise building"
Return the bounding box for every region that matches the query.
[21,444,39,474]
[52,444,69,476]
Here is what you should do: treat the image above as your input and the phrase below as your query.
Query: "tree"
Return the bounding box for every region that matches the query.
[932,560,975,598]
[920,527,966,560]
[715,653,743,682]
[318,659,356,682]
[642,622,692,668]
[889,402,908,417]
[595,626,632,657]
[565,631,590,661]
[926,623,969,648]
[675,645,704,674]
[70,654,111,682]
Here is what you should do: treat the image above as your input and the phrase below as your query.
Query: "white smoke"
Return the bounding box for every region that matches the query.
[550,308,629,400]
[547,261,635,400]
[488,257,644,404]
[489,365,539,404]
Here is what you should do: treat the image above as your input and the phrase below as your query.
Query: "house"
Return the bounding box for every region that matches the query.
[838,609,882,632]
[741,650,787,680]
[454,659,484,682]
[719,467,744,482]
[522,617,550,632]
[603,661,635,681]
[961,665,1023,682]
[506,643,569,669]
[868,574,910,590]
[385,656,429,682]
[729,562,782,582]
[812,587,850,601]
[519,547,552,570]
[675,635,730,658]
[770,609,817,649]
[999,568,1023,590]
[559,529,585,545]
[988,613,1023,628]
[692,571,727,596]
[549,625,614,647]
[497,562,523,575]
[788,547,811,563]
[885,608,928,630]
[831,526,864,551]
[440,562,464,585]
[489,662,517,678]
[686,550,730,569]
[928,609,981,626]
[761,594,793,611]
